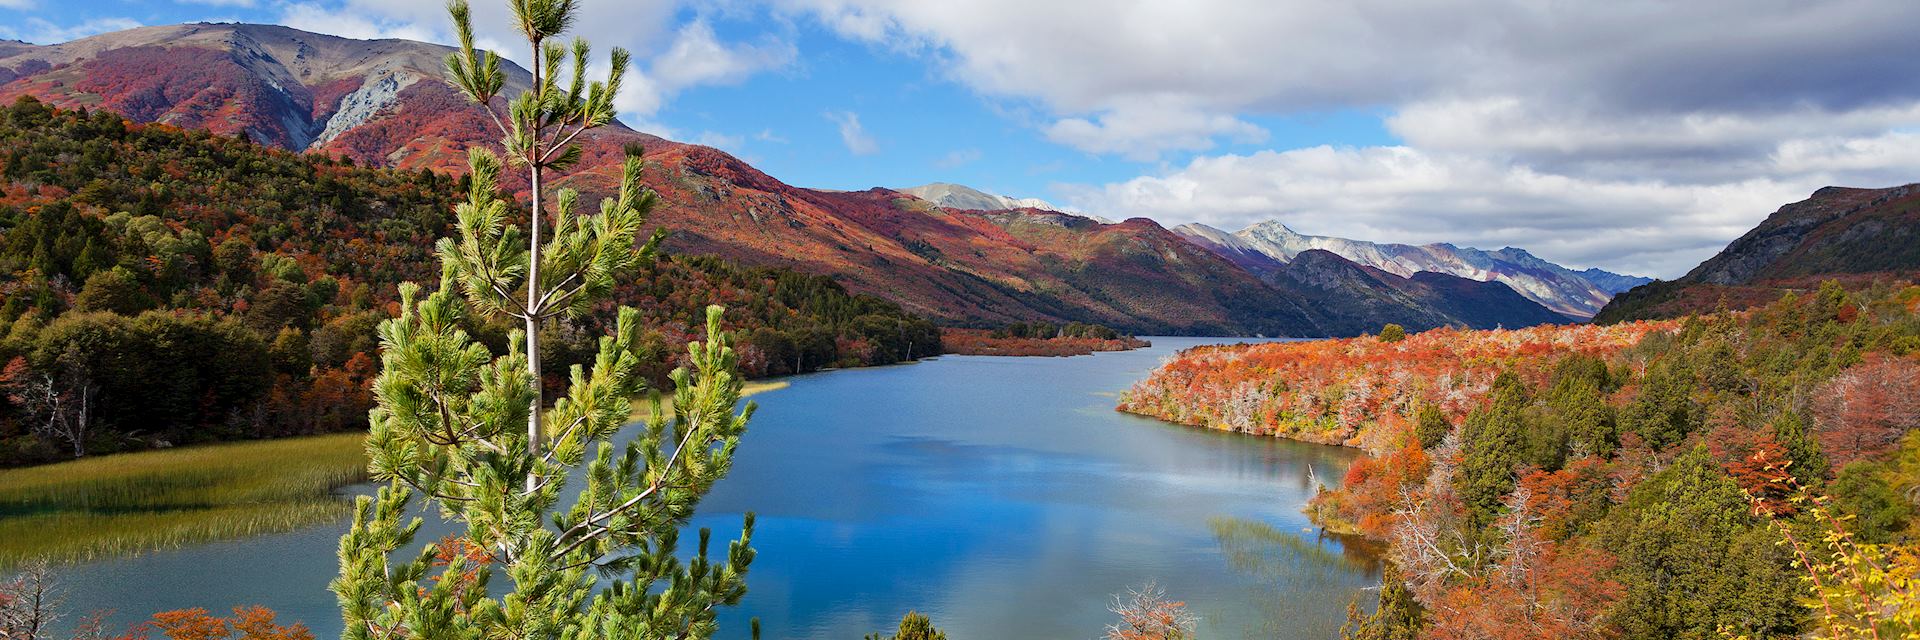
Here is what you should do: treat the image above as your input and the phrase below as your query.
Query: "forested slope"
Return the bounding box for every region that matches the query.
[1597,184,1920,323]
[0,97,936,465]
[1122,281,1920,638]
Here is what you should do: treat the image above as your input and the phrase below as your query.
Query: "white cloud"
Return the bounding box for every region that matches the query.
[277,3,438,42]
[0,17,141,44]
[934,148,980,169]
[1043,100,1266,160]
[780,0,1920,276]
[783,0,1920,165]
[616,19,796,118]
[824,110,878,155]
[175,0,257,7]
[277,0,788,130]
[0,0,32,8]
[690,130,746,151]
[755,128,789,144]
[1063,133,1920,277]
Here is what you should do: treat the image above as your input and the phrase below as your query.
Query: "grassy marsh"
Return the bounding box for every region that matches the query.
[0,433,369,567]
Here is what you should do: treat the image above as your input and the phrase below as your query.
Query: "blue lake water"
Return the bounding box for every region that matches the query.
[58,337,1375,638]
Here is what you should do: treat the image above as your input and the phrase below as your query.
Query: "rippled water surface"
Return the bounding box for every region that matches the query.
[61,337,1376,639]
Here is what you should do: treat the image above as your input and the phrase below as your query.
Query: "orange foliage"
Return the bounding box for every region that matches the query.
[1120,322,1674,447]
[939,328,1147,357]
[1424,543,1622,640]
[1810,354,1920,468]
[148,607,311,640]
[1517,460,1615,542]
[1320,443,1430,538]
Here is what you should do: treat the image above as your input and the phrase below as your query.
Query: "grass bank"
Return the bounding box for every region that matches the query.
[1,380,793,568]
[0,433,369,568]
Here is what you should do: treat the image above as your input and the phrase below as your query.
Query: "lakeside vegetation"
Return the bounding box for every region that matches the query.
[1123,281,1920,638]
[0,378,790,569]
[0,96,937,467]
[0,433,367,568]
[941,321,1148,356]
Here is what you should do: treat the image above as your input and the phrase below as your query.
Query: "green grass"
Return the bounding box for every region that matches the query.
[0,379,791,568]
[0,433,369,568]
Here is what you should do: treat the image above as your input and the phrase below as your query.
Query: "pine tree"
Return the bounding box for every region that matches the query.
[1602,446,1801,640]
[1455,381,1527,534]
[331,2,756,638]
[1339,563,1423,640]
[864,612,948,640]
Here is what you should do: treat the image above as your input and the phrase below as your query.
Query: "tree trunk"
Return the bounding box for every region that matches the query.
[524,41,545,492]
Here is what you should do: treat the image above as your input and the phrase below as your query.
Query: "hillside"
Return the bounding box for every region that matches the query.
[0,98,936,465]
[0,24,1306,335]
[1177,221,1650,318]
[1597,184,1920,322]
[0,23,1581,337]
[1122,283,1920,637]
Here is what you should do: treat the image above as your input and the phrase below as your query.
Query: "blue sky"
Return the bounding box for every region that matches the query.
[4,0,1919,277]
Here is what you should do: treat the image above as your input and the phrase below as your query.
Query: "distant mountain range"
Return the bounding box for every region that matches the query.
[0,22,1637,336]
[1174,221,1650,318]
[1596,184,1920,322]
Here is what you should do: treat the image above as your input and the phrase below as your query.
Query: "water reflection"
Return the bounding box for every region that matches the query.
[53,337,1376,639]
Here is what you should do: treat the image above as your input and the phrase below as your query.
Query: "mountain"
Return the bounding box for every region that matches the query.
[1265,250,1574,334]
[1174,221,1650,318]
[898,183,1061,213]
[0,23,1330,335]
[1595,184,1920,322]
[0,23,1574,337]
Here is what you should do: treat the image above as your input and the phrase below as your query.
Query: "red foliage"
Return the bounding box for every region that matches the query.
[1517,459,1615,542]
[1811,354,1920,468]
[1120,322,1674,446]
[1728,439,1799,517]
[1325,443,1430,537]
[148,607,311,640]
[1424,543,1623,640]
[938,328,1146,357]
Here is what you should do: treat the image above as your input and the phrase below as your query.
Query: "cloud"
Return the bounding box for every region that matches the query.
[783,0,1920,165]
[1063,133,1920,277]
[781,0,1920,276]
[934,148,980,168]
[690,130,746,151]
[0,17,141,44]
[755,128,789,144]
[175,0,257,7]
[277,1,789,130]
[277,3,438,42]
[617,19,796,118]
[825,110,879,155]
[0,0,33,9]
[1043,100,1266,160]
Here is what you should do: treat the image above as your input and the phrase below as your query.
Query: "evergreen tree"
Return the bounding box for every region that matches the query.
[1602,446,1802,639]
[864,612,947,640]
[331,2,756,638]
[1455,381,1526,533]
[1339,563,1423,640]
[1412,402,1449,450]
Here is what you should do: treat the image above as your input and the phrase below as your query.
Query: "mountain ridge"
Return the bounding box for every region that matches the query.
[897,183,1066,214]
[1174,220,1649,318]
[0,22,1576,337]
[1594,183,1920,322]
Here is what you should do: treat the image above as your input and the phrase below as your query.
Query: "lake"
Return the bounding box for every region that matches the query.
[56,337,1376,639]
